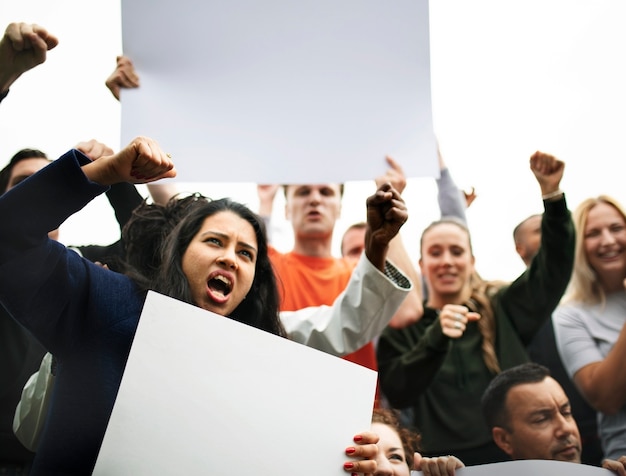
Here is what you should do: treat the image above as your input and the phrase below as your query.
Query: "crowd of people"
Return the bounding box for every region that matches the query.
[2,19,626,476]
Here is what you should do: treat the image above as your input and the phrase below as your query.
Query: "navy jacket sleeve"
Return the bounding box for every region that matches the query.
[0,151,139,355]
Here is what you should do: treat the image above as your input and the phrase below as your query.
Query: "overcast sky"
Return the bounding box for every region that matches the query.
[2,1,626,282]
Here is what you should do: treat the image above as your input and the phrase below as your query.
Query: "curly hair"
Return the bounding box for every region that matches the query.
[371,408,422,469]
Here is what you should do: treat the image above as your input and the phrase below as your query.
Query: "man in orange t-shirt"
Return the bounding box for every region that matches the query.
[258,161,423,404]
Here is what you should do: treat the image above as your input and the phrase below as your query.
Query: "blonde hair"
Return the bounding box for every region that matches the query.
[421,219,506,374]
[565,195,626,305]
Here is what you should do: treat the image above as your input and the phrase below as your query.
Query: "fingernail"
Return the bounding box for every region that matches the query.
[343,462,354,470]
[353,435,363,442]
[345,447,356,455]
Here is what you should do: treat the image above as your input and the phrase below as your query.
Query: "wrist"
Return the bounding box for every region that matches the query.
[541,189,564,201]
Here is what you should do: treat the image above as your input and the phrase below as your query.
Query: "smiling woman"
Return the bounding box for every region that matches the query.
[553,195,626,461]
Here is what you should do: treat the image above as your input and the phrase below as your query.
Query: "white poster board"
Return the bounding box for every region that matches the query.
[93,291,377,475]
[413,459,613,475]
[120,0,437,183]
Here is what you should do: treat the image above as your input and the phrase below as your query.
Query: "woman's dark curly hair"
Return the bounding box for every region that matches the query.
[123,194,285,337]
[371,408,422,469]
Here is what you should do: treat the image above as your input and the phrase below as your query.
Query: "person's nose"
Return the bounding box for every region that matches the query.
[600,228,617,246]
[216,247,238,269]
[441,250,454,266]
[554,413,576,439]
[307,189,322,205]
[374,455,393,476]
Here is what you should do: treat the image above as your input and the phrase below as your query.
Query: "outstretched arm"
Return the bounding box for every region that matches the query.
[0,22,58,96]
[501,151,573,343]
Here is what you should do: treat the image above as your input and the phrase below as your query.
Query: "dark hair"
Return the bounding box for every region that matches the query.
[0,148,50,193]
[481,363,551,431]
[122,193,209,282]
[371,408,422,469]
[141,197,285,337]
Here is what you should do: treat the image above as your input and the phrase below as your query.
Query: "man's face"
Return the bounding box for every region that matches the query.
[341,226,366,262]
[493,377,582,463]
[515,215,542,267]
[284,184,342,240]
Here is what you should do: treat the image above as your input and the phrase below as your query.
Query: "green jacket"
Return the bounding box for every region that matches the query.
[377,197,574,456]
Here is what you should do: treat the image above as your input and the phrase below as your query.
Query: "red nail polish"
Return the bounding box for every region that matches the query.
[353,435,363,442]
[343,462,354,470]
[345,447,356,455]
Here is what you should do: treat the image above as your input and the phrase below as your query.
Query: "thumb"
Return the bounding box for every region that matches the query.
[467,311,481,322]
[413,452,423,470]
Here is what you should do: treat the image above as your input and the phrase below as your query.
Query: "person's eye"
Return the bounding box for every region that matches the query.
[389,453,405,463]
[238,249,254,260]
[585,230,600,238]
[205,237,222,246]
[451,247,465,256]
[611,224,625,233]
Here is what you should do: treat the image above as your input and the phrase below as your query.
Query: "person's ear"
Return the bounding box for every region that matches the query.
[492,427,514,457]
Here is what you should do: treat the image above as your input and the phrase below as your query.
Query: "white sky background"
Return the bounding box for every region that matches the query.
[2,1,626,282]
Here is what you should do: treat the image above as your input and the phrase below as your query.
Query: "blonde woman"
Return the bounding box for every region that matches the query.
[553,195,626,461]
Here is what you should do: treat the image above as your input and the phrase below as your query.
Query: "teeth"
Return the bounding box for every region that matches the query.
[214,275,232,286]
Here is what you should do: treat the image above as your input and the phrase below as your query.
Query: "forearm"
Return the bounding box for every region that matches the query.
[385,233,423,326]
[437,167,467,223]
[0,150,108,262]
[105,182,144,231]
[575,326,626,414]
[377,324,449,408]
[502,196,574,340]
[281,255,411,355]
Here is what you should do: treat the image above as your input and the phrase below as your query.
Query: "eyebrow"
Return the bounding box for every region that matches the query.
[200,230,257,253]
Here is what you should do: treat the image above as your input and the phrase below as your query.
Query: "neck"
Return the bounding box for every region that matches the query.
[292,235,334,257]
[599,271,626,295]
[426,287,473,310]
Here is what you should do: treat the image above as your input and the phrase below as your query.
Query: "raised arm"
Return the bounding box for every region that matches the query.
[499,151,574,343]
[374,156,423,327]
[0,22,58,98]
[436,144,468,223]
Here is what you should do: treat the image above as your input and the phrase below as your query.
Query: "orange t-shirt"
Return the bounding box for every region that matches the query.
[269,247,380,404]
